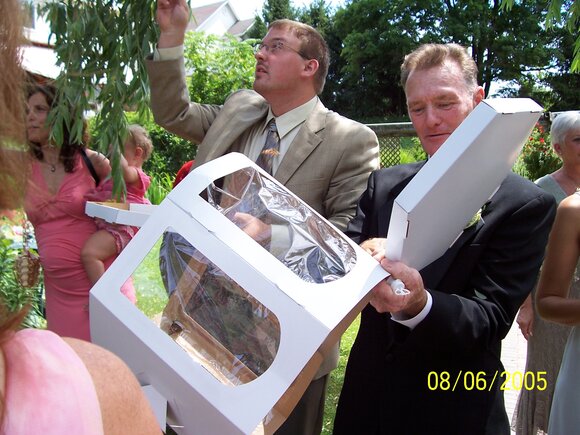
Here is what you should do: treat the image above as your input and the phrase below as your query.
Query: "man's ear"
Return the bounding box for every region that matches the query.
[302,59,319,78]
[473,86,485,106]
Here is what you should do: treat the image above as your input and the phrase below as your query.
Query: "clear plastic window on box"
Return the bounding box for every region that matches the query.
[133,166,356,387]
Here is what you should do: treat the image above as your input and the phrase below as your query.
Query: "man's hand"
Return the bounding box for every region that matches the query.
[516,295,534,340]
[370,258,428,318]
[156,0,189,48]
[233,212,272,246]
[360,238,386,261]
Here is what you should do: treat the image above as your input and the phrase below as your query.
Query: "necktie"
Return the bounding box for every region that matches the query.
[256,119,280,175]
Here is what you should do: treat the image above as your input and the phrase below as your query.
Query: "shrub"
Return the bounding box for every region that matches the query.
[400,137,427,164]
[0,216,46,329]
[514,123,561,181]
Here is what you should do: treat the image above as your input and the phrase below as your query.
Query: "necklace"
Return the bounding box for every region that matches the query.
[42,154,58,172]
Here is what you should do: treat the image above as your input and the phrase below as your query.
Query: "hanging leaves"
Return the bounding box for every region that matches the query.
[39,0,159,196]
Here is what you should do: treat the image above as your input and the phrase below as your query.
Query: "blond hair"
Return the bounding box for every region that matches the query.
[126,124,153,161]
[0,0,30,211]
[400,43,479,92]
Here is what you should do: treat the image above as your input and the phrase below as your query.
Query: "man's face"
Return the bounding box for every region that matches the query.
[253,27,308,99]
[405,60,484,156]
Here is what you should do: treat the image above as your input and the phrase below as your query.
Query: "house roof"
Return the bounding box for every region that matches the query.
[189,1,254,37]
[188,1,226,31]
[228,18,255,37]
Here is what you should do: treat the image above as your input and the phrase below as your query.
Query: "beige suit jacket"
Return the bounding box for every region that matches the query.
[146,56,379,376]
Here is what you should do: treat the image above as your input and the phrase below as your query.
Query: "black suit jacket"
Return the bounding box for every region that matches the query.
[334,162,556,435]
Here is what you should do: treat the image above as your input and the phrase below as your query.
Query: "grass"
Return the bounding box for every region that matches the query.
[322,316,360,435]
[131,240,360,433]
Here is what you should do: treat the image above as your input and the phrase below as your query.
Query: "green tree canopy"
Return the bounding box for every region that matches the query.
[328,0,556,120]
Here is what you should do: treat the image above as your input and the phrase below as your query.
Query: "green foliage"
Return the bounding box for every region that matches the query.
[146,172,174,205]
[39,0,158,198]
[400,137,427,164]
[329,0,555,119]
[246,0,297,39]
[513,123,562,180]
[132,238,168,318]
[184,32,257,105]
[0,220,46,329]
[502,0,580,72]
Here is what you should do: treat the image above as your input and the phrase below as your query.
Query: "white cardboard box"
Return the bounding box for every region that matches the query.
[89,97,542,434]
[85,201,155,227]
[386,98,542,269]
[90,153,389,434]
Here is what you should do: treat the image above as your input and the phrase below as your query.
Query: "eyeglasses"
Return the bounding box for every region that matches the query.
[255,40,308,59]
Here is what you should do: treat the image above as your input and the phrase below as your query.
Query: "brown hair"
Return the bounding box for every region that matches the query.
[0,1,32,423]
[126,124,153,161]
[269,19,329,95]
[0,0,30,211]
[400,43,479,92]
[27,83,90,173]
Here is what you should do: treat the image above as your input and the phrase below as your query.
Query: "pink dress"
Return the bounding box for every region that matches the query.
[24,154,136,341]
[86,168,151,252]
[0,329,104,434]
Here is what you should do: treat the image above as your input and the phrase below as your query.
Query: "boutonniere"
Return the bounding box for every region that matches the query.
[464,201,490,230]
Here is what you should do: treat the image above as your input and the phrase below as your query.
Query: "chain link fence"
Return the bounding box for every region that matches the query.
[367,122,416,168]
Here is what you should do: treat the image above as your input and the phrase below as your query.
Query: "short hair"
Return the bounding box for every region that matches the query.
[400,43,479,92]
[126,124,153,161]
[550,111,580,146]
[269,19,329,95]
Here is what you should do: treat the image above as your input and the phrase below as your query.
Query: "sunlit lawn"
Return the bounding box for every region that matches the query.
[131,239,360,434]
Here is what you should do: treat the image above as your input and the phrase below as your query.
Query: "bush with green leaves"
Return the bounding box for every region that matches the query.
[513,123,561,181]
[185,32,257,105]
[0,222,46,329]
[400,137,427,164]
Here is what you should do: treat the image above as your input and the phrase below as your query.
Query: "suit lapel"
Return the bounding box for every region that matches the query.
[274,101,327,185]
[197,93,269,164]
[421,216,485,289]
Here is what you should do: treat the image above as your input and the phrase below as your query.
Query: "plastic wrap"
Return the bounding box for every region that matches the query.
[158,167,356,386]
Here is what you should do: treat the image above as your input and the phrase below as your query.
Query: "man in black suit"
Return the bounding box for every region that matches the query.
[333,43,557,435]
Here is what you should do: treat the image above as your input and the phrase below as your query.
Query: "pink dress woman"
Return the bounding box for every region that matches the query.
[0,328,104,434]
[24,153,135,341]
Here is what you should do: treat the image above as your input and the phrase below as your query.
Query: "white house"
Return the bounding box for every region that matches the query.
[20,0,60,80]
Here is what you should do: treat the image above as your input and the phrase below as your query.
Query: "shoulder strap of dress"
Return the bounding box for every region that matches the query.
[79,148,100,186]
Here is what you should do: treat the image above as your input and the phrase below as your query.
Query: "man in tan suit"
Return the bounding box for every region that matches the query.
[147,1,379,433]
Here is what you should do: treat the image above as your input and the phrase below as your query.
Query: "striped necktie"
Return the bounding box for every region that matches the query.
[255,119,280,175]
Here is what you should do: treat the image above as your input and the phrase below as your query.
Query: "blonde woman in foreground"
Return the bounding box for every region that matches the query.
[536,190,580,435]
[0,0,160,433]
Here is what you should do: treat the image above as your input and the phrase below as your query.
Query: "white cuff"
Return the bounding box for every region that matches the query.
[391,291,433,330]
[153,45,184,61]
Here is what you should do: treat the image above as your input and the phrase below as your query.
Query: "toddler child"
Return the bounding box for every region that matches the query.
[82,124,153,285]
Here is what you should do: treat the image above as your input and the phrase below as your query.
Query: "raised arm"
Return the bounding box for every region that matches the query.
[156,0,189,48]
[536,193,580,325]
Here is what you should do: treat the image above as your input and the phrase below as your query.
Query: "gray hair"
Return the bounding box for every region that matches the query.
[551,111,580,146]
